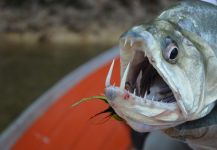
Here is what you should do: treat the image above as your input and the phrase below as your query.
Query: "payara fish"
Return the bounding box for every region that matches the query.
[104,1,217,149]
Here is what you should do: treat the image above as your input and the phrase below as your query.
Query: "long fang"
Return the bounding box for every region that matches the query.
[105,60,115,87]
[120,63,130,90]
[124,38,128,47]
[144,90,147,99]
[133,89,136,95]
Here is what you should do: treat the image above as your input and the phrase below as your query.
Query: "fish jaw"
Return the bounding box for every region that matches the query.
[104,59,184,132]
[105,86,183,132]
[104,23,207,132]
[105,86,178,117]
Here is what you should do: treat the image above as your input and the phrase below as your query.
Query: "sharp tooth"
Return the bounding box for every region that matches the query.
[120,63,130,90]
[124,38,128,47]
[130,39,133,47]
[133,89,136,95]
[105,59,115,87]
[144,90,147,99]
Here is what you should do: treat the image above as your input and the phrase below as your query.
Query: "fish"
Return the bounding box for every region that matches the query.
[104,0,217,134]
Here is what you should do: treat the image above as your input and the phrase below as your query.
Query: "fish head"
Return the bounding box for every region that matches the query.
[105,20,215,132]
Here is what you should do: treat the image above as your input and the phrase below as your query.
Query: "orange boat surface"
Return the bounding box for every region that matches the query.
[0,48,132,150]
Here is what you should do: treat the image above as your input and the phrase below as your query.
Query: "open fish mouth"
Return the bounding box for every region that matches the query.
[124,50,176,104]
[105,32,183,131]
[108,36,177,107]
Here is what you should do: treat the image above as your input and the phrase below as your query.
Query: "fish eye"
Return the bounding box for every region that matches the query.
[163,42,178,63]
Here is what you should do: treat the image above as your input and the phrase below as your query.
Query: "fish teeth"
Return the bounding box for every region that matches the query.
[105,59,115,87]
[143,48,147,57]
[140,97,144,104]
[124,38,128,47]
[143,90,147,99]
[133,89,136,95]
[120,63,130,90]
[130,39,134,47]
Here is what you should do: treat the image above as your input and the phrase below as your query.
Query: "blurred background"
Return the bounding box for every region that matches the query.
[0,0,177,133]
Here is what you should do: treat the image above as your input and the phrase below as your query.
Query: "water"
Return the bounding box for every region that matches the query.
[0,42,113,132]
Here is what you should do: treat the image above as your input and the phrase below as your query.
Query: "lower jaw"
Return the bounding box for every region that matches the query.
[105,86,183,126]
[105,86,178,110]
[126,119,180,132]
